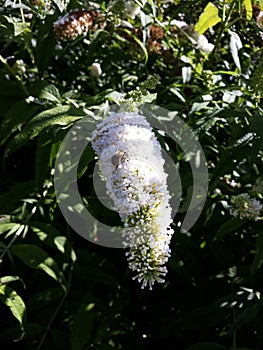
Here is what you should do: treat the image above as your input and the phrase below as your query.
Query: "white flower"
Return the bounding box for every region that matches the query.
[169,19,189,29]
[257,11,263,30]
[91,112,174,289]
[230,193,262,221]
[90,62,102,77]
[191,31,214,53]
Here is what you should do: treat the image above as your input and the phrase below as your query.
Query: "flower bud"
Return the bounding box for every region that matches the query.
[90,62,102,77]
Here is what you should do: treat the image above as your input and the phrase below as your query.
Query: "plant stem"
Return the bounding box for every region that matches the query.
[209,0,238,62]
[0,225,25,264]
[19,0,25,23]
[0,54,30,97]
[36,263,74,350]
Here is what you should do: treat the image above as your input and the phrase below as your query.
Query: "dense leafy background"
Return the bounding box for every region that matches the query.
[0,0,263,349]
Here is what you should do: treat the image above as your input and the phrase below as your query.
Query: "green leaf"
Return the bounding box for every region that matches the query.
[227,304,262,335]
[169,87,186,103]
[78,146,95,178]
[229,30,242,71]
[31,222,76,262]
[244,0,253,20]
[0,285,26,331]
[0,276,20,286]
[194,2,221,34]
[71,298,95,350]
[77,266,118,286]
[0,100,39,146]
[251,231,263,274]
[35,129,57,190]
[0,322,43,341]
[51,0,66,12]
[35,17,56,72]
[13,22,29,36]
[213,218,245,242]
[107,91,125,104]
[11,244,67,292]
[5,105,86,156]
[30,81,62,103]
[0,223,20,235]
[27,287,64,313]
[0,181,35,214]
[120,28,148,64]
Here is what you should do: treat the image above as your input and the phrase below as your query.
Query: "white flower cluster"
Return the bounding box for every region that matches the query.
[91,112,174,289]
[230,193,263,221]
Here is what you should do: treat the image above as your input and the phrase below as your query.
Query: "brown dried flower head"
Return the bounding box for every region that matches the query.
[150,25,164,40]
[29,0,42,5]
[53,9,97,41]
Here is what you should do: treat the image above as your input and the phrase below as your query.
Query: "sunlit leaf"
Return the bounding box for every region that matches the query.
[0,285,26,332]
[5,106,86,156]
[11,244,67,291]
[0,276,20,286]
[30,82,62,103]
[229,30,242,71]
[31,222,76,262]
[244,0,253,20]
[13,22,29,37]
[194,2,221,34]
[51,0,66,12]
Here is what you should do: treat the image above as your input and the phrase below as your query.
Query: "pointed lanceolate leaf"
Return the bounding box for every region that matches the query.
[30,81,62,103]
[0,276,21,286]
[229,30,242,71]
[51,0,66,12]
[31,222,76,262]
[5,105,86,156]
[0,285,26,331]
[71,298,95,350]
[251,231,263,274]
[244,0,253,20]
[11,244,67,292]
[194,2,221,34]
[227,304,263,335]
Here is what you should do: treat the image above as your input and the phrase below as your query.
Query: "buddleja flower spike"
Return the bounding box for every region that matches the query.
[91,80,174,290]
